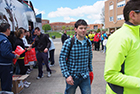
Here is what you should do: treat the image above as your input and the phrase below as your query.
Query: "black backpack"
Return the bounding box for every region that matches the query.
[67,37,90,60]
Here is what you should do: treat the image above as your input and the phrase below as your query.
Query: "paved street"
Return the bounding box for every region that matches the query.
[21,38,106,94]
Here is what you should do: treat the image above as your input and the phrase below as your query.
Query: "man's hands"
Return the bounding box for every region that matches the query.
[27,48,31,51]
[12,51,20,59]
[66,76,74,85]
[44,48,48,53]
[15,54,20,59]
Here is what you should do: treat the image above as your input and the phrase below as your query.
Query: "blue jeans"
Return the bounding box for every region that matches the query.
[65,76,91,94]
[104,46,106,53]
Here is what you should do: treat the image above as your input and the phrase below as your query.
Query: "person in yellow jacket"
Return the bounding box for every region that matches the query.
[104,0,140,94]
[88,31,95,49]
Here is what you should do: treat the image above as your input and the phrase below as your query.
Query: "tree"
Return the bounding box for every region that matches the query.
[69,26,74,32]
[66,27,70,30]
[97,29,101,33]
[100,6,105,25]
[42,24,51,32]
[62,26,66,31]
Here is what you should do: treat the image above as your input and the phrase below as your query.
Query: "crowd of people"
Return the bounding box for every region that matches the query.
[0,23,55,92]
[61,28,111,54]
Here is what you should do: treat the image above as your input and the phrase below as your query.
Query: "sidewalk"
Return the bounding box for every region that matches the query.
[20,41,106,94]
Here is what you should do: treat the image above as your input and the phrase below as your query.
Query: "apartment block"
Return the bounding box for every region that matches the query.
[105,0,129,32]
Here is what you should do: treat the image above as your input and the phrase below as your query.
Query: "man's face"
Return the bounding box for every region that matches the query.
[129,10,140,25]
[29,26,31,30]
[134,12,140,25]
[64,31,67,34]
[7,28,10,36]
[75,25,87,38]
[34,29,40,36]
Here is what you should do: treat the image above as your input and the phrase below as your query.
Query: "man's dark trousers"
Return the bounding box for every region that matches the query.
[0,65,13,91]
[49,49,55,65]
[37,51,51,77]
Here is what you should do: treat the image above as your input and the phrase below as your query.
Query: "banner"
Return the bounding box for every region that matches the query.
[13,45,25,64]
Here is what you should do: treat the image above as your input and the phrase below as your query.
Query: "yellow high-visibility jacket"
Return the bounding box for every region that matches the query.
[104,23,140,94]
[88,34,95,41]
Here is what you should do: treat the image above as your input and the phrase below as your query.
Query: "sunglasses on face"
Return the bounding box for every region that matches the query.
[133,10,140,13]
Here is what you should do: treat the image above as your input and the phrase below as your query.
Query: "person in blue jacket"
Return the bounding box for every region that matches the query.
[0,23,19,91]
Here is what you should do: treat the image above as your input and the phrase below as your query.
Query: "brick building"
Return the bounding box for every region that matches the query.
[42,20,103,31]
[105,0,129,32]
[49,22,75,31]
[49,22,103,31]
[42,19,49,26]
[88,24,103,30]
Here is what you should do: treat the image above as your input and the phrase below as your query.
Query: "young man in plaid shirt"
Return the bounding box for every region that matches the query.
[59,19,93,94]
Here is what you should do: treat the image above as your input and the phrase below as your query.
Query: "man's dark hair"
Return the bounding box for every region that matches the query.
[35,27,40,31]
[0,23,10,32]
[74,19,88,29]
[123,0,140,22]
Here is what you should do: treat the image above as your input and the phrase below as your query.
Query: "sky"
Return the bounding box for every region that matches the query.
[30,0,106,24]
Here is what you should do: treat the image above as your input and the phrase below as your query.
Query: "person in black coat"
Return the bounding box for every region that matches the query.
[31,27,51,79]
[61,30,68,45]
[14,28,31,75]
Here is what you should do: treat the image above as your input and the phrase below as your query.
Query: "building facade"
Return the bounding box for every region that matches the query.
[88,24,103,30]
[105,0,129,32]
[49,22,103,31]
[49,22,75,31]
[42,19,49,26]
[42,19,103,31]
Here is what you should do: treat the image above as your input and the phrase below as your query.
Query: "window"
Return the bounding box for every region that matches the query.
[109,5,113,10]
[117,1,125,8]
[94,25,98,29]
[117,15,124,20]
[109,17,113,22]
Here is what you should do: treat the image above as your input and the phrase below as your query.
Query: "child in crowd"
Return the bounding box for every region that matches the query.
[103,36,108,53]
[46,34,55,67]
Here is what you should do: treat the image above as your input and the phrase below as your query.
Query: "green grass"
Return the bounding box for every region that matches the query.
[46,32,62,38]
[66,31,75,35]
[46,31,76,38]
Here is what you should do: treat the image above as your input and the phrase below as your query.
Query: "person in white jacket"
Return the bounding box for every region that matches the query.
[46,34,55,66]
[103,36,108,53]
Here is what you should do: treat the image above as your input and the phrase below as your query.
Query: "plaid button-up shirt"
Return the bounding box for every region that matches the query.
[59,36,93,79]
